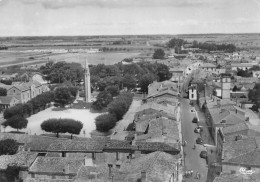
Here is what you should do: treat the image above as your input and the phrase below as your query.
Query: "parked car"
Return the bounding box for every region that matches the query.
[192,117,198,123]
[196,137,203,145]
[200,151,207,159]
[194,126,203,133]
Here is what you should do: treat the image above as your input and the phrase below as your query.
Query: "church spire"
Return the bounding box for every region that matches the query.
[84,57,91,102]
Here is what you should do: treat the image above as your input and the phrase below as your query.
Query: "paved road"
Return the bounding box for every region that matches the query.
[181,98,208,182]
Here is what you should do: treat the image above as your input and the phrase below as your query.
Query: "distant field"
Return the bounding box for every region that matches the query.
[177,34,260,49]
[0,50,141,67]
[47,52,141,65]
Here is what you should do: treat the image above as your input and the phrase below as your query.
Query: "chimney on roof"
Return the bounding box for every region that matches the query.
[92,152,96,161]
[27,147,31,152]
[141,170,147,182]
[18,146,25,152]
[84,155,94,166]
[108,164,113,178]
[64,164,69,174]
[235,135,242,141]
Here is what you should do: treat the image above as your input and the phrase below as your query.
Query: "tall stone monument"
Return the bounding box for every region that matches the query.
[84,58,91,102]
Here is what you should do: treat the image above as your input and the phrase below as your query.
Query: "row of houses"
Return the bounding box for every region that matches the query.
[190,74,260,181]
[0,73,49,109]
[0,80,182,182]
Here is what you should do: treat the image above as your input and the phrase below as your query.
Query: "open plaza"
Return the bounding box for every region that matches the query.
[1,105,101,137]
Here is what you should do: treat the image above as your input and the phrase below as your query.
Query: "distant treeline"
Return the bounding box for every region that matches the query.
[167,38,236,53]
[0,46,8,50]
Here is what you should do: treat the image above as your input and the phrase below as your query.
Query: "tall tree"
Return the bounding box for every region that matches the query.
[153,49,165,59]
[139,74,156,93]
[41,118,83,138]
[54,87,74,107]
[91,91,113,110]
[0,139,19,155]
[0,87,7,96]
[122,74,136,90]
[2,116,28,132]
[95,113,117,132]
[156,63,172,81]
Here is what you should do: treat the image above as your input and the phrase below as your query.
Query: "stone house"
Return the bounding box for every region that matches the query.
[0,96,19,109]
[7,85,31,103]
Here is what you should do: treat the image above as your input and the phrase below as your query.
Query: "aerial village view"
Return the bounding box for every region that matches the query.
[0,0,260,182]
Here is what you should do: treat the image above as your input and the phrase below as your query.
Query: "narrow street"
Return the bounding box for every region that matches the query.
[181,98,208,182]
[110,99,141,140]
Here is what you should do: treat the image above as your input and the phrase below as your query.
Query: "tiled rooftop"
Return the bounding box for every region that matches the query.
[0,151,38,170]
[222,137,260,164]
[120,151,178,182]
[47,138,107,152]
[29,156,84,174]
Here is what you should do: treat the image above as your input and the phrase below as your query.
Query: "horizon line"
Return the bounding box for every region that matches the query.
[0,32,260,38]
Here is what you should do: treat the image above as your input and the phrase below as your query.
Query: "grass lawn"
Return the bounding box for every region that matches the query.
[2,105,101,138]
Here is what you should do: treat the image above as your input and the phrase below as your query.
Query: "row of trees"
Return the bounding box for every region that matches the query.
[2,86,78,131]
[167,38,236,53]
[90,62,171,93]
[3,91,54,120]
[248,83,260,111]
[40,61,84,84]
[41,118,83,138]
[2,91,54,131]
[95,92,133,132]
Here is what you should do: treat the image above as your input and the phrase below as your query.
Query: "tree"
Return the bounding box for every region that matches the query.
[122,74,136,90]
[0,139,19,156]
[248,83,260,110]
[68,86,78,98]
[2,116,28,132]
[153,49,165,59]
[41,118,83,138]
[106,85,120,97]
[54,87,74,107]
[91,91,113,110]
[40,62,83,84]
[3,104,25,119]
[232,85,238,92]
[61,119,83,139]
[237,68,252,77]
[0,87,7,96]
[41,119,63,137]
[108,92,133,120]
[95,113,117,132]
[250,105,259,112]
[156,63,172,81]
[0,79,12,85]
[167,38,185,48]
[139,74,156,93]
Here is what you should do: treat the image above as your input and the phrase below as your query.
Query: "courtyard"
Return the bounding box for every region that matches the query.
[2,106,101,138]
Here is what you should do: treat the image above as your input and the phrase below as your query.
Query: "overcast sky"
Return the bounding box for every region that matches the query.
[0,0,260,36]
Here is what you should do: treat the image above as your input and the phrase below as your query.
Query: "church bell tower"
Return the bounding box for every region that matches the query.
[84,58,91,102]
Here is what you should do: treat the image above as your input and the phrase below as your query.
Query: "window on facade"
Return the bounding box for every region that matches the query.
[52,175,56,179]
[31,174,35,178]
[13,90,15,93]
[192,94,194,98]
